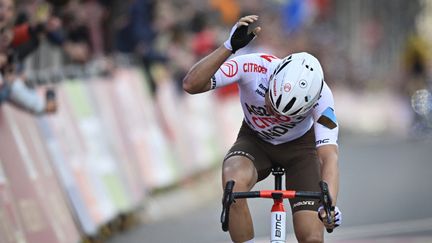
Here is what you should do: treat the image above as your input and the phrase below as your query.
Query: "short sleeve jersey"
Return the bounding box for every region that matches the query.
[211,53,338,147]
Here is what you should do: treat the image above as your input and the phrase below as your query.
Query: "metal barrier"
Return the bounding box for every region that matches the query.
[0,64,243,242]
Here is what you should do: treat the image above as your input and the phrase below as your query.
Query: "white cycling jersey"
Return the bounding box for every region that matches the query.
[211,53,338,147]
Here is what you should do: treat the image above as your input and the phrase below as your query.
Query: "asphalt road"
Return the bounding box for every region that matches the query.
[107,133,432,243]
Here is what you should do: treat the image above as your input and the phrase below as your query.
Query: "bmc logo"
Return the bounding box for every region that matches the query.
[220,60,238,77]
[275,214,282,238]
[316,139,330,145]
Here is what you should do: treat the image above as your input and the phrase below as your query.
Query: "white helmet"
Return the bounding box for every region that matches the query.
[268,52,324,117]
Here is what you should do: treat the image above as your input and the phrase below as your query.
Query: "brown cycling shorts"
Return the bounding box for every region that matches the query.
[224,121,321,213]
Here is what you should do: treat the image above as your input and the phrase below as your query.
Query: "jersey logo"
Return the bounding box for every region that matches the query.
[317,107,337,129]
[284,83,291,92]
[260,54,278,62]
[316,138,330,145]
[220,60,238,77]
[243,63,267,74]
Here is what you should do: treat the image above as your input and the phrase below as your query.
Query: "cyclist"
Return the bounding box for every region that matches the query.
[183,15,342,243]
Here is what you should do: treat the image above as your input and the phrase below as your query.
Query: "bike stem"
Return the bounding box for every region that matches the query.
[273,166,284,190]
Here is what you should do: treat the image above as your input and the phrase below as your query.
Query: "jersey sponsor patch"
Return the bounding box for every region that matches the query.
[317,107,337,129]
[243,62,268,74]
[316,138,330,145]
[293,200,315,208]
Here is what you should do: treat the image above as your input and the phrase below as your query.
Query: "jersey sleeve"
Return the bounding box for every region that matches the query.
[211,54,259,90]
[312,82,339,147]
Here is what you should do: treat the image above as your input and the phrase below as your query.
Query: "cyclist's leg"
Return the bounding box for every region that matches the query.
[286,156,324,243]
[288,157,324,243]
[222,155,257,242]
[292,211,324,243]
[281,129,324,243]
[222,122,272,243]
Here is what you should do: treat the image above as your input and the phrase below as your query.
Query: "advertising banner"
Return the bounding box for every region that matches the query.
[110,68,177,189]
[87,77,145,208]
[0,106,63,243]
[42,84,104,235]
[63,80,130,216]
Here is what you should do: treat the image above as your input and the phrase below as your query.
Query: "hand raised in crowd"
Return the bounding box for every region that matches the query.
[44,88,57,114]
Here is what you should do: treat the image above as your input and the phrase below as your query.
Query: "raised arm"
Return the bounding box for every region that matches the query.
[182,46,232,94]
[183,15,261,94]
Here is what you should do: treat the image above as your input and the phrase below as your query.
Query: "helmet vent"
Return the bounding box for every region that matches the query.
[275,95,282,108]
[282,97,296,113]
[305,96,309,102]
[305,64,313,71]
[275,60,292,76]
[290,107,303,116]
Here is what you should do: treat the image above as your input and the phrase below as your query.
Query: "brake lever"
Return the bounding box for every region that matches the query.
[319,181,333,233]
[221,180,235,232]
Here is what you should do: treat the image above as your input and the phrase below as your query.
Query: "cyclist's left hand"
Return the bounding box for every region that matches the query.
[318,205,342,230]
[224,15,261,53]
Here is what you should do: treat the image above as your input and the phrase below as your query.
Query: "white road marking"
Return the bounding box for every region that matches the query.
[249,218,432,242]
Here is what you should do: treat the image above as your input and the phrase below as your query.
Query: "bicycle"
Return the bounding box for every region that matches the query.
[221,166,333,243]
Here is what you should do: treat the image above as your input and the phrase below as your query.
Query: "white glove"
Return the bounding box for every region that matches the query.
[223,24,237,52]
[318,205,342,230]
[223,15,259,53]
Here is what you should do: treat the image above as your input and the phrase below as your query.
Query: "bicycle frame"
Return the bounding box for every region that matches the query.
[221,167,333,243]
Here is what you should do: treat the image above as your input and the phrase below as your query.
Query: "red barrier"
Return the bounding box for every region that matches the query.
[0,106,80,243]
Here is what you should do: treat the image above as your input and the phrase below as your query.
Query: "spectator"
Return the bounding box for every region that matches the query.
[0,2,57,115]
[61,0,92,63]
[115,0,166,96]
[5,75,57,115]
[0,0,14,30]
[0,48,57,115]
[209,0,240,25]
[81,0,107,57]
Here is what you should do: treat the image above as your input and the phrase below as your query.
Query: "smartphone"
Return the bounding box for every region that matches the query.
[46,89,56,100]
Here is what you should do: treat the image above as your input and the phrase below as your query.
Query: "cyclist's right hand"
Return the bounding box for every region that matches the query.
[224,15,261,54]
[318,205,342,231]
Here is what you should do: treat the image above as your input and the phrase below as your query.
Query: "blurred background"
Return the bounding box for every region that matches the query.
[0,0,432,243]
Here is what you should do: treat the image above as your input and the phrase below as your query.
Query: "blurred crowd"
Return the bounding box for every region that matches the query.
[0,0,431,129]
[0,0,337,115]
